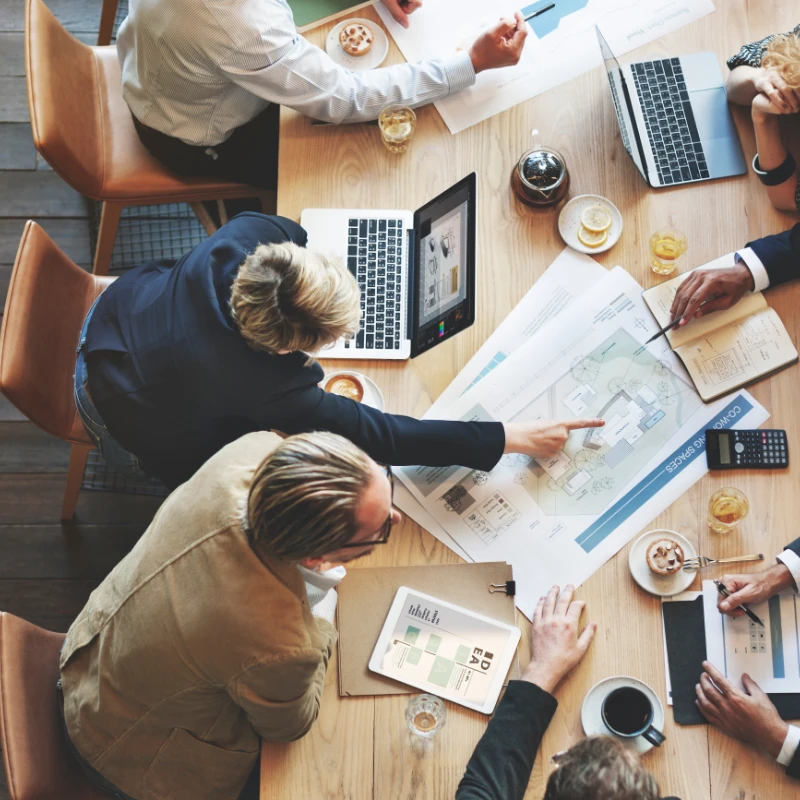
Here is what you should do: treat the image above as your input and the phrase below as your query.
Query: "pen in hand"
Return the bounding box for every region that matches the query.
[714,579,765,627]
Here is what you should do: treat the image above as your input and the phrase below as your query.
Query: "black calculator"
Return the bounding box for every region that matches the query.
[705,429,789,470]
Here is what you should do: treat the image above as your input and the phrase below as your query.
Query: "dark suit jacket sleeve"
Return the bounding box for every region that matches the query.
[269,383,505,471]
[747,224,800,288]
[456,681,558,800]
[787,743,800,779]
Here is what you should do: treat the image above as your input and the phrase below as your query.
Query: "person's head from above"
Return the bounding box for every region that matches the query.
[544,735,660,800]
[763,33,800,93]
[246,431,402,567]
[230,242,361,356]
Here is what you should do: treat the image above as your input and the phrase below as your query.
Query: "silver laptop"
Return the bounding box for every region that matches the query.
[301,174,477,360]
[597,27,746,187]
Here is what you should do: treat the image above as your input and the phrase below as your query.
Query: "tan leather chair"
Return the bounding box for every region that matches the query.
[97,0,120,46]
[25,0,274,275]
[0,222,114,522]
[0,612,111,800]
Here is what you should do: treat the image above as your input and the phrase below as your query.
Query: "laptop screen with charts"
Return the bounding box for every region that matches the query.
[596,27,746,187]
[300,173,477,361]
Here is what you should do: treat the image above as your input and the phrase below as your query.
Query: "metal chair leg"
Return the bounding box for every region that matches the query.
[61,444,92,522]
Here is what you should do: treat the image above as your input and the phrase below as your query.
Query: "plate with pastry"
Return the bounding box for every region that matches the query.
[628,529,697,597]
[326,18,389,72]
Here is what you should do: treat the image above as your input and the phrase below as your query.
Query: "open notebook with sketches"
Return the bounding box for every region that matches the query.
[642,254,797,402]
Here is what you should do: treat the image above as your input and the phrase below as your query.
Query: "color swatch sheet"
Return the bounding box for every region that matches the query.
[395,266,769,618]
[376,0,716,133]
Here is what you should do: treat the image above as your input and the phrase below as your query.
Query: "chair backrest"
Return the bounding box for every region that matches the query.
[25,0,106,197]
[0,612,100,800]
[0,222,113,442]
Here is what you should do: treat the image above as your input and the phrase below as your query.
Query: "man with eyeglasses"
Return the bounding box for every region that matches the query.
[58,430,400,800]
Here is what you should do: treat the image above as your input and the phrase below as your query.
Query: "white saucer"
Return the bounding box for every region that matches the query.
[323,370,385,412]
[558,194,623,254]
[326,19,389,72]
[628,529,697,597]
[581,676,665,755]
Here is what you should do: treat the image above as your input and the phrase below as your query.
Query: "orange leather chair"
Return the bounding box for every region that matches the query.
[0,222,114,522]
[97,0,120,46]
[25,0,274,275]
[0,612,112,800]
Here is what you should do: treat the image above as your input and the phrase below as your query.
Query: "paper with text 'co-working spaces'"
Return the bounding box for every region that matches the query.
[395,248,607,559]
[376,0,715,134]
[703,580,800,694]
[396,267,769,618]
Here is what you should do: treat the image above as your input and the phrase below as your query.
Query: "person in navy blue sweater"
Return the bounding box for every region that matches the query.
[669,223,800,325]
[77,213,602,488]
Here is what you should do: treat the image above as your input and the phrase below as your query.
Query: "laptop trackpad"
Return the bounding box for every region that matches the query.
[691,88,737,142]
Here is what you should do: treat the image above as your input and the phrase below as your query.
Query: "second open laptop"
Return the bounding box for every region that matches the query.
[301,173,477,360]
[596,27,746,187]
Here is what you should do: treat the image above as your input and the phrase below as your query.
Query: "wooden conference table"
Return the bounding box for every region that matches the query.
[262,3,800,797]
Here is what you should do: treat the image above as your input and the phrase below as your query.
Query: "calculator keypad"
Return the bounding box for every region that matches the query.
[731,429,788,468]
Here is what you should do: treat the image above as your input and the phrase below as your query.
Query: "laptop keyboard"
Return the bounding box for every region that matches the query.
[345,218,404,351]
[631,58,710,185]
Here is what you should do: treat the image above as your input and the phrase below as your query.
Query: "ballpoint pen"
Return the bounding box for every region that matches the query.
[524,3,555,22]
[714,579,764,627]
[641,299,712,347]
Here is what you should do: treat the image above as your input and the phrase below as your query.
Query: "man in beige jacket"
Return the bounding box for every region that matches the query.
[59,430,399,800]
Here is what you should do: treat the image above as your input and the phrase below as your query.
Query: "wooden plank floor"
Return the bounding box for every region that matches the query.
[0,2,164,797]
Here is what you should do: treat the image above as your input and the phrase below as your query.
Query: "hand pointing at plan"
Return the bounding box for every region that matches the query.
[504,419,605,459]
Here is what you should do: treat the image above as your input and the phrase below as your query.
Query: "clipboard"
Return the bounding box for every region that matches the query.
[337,562,518,697]
[662,594,800,725]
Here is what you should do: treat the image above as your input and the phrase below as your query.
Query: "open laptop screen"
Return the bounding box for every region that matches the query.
[410,172,476,358]
[596,27,648,182]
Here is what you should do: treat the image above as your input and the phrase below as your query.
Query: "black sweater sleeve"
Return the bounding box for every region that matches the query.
[456,681,558,800]
[268,382,506,472]
[747,224,800,288]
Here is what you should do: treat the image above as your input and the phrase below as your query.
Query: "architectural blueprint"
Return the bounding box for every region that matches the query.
[376,0,716,133]
[396,268,769,616]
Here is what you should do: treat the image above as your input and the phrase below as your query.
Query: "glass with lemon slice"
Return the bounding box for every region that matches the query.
[649,227,687,275]
[577,204,612,249]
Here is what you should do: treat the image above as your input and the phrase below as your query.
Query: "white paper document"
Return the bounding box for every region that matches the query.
[369,587,521,713]
[376,0,716,134]
[398,249,607,556]
[703,581,800,694]
[396,267,769,617]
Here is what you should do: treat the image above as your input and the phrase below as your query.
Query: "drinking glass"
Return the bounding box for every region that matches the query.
[378,105,416,154]
[708,487,749,534]
[649,227,688,275]
[405,694,446,738]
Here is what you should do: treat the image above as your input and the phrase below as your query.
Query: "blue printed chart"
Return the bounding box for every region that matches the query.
[397,267,769,618]
[377,0,716,133]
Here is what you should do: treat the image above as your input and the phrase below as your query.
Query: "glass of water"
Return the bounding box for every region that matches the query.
[708,487,749,534]
[405,694,446,738]
[378,104,416,154]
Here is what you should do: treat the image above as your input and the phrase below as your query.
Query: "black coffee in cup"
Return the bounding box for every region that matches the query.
[602,687,653,735]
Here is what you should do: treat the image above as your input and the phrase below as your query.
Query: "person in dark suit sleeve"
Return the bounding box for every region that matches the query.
[694,537,800,779]
[78,212,602,488]
[668,223,800,327]
[456,585,679,800]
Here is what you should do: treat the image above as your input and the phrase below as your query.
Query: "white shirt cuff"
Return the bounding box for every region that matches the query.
[776,549,800,591]
[777,724,800,767]
[735,247,770,292]
[440,50,476,94]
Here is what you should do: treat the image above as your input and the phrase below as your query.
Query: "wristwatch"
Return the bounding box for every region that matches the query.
[752,152,797,186]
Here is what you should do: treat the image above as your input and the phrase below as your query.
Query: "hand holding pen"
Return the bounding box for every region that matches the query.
[714,579,764,627]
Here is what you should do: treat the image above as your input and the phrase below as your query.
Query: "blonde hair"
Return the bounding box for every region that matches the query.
[544,736,659,800]
[247,432,373,561]
[229,242,361,354]
[763,34,800,91]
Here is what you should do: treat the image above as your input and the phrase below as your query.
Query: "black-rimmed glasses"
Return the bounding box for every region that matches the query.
[336,464,395,549]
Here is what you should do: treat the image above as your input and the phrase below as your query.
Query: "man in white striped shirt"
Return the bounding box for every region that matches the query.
[117,0,528,188]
